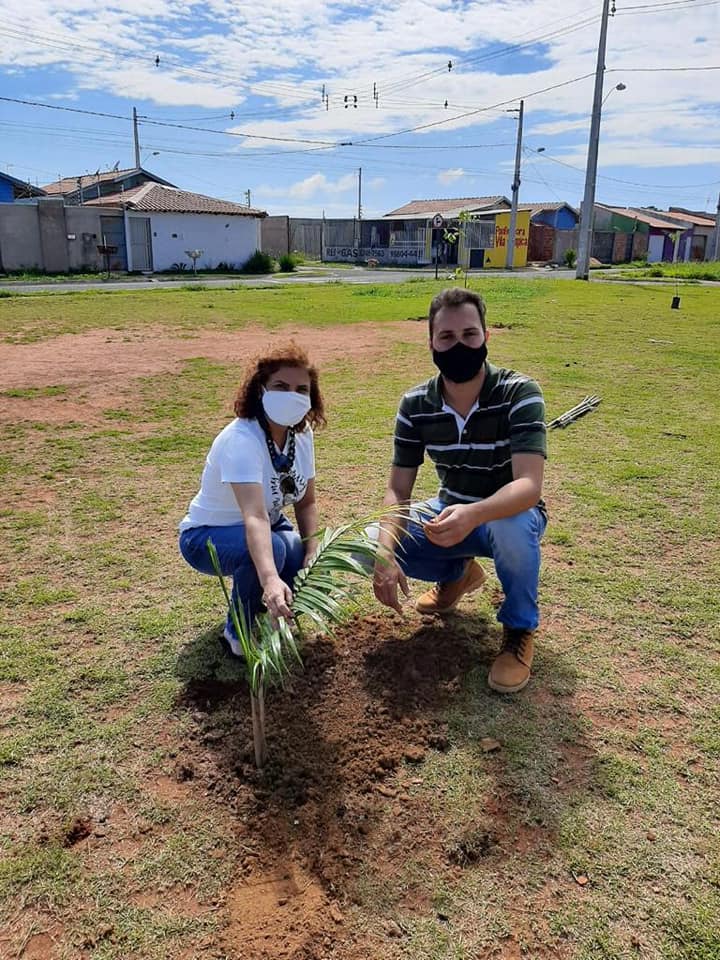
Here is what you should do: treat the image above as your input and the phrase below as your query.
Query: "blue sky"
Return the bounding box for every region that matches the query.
[0,0,718,217]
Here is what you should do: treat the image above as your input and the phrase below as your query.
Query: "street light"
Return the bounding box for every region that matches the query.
[141,151,160,165]
[602,82,626,108]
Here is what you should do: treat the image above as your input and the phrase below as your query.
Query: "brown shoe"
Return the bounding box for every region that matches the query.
[488,627,536,694]
[416,560,487,615]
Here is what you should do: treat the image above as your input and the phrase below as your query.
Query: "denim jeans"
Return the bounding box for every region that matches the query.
[179,516,305,639]
[396,498,547,631]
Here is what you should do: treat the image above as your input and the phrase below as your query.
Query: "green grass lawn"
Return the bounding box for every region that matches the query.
[1,278,719,959]
[610,261,720,282]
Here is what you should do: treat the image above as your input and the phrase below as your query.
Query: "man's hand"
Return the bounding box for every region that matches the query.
[261,574,294,627]
[373,556,410,615]
[423,503,478,548]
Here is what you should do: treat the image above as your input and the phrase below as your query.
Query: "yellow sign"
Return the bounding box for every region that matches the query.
[483,211,530,268]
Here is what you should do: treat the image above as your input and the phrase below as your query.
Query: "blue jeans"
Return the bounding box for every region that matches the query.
[397,498,547,631]
[179,516,305,638]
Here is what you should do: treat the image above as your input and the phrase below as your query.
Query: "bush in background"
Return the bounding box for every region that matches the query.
[241,250,275,274]
[278,254,297,272]
[563,248,577,269]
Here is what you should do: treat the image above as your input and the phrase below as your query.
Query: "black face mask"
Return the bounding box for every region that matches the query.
[432,341,488,383]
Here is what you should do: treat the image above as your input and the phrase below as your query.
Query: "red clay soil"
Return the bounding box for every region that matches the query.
[175,610,570,960]
[0,322,412,423]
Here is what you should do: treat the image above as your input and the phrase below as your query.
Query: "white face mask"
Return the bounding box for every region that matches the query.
[261,388,312,427]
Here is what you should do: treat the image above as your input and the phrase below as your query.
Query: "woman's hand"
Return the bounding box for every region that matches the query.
[261,574,294,626]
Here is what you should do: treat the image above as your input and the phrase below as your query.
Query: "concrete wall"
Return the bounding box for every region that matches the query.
[262,217,326,260]
[553,229,578,264]
[148,212,260,271]
[0,201,127,272]
[262,216,291,257]
[0,204,43,269]
[38,199,69,273]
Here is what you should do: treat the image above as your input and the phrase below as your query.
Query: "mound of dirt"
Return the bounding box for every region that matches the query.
[176,611,490,959]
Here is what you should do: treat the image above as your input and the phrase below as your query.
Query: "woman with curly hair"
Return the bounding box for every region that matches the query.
[179,344,325,655]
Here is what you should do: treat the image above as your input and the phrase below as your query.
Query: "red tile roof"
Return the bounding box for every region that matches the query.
[42,167,140,195]
[385,196,509,217]
[603,206,692,230]
[85,183,266,217]
[654,209,716,228]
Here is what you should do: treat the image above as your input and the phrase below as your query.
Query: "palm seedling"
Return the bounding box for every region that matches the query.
[206,517,388,770]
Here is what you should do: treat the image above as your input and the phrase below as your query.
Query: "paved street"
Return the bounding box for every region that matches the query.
[0,264,577,294]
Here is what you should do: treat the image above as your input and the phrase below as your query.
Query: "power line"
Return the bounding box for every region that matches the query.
[377,14,602,98]
[618,0,719,11]
[529,147,720,189]
[0,95,338,146]
[354,73,597,144]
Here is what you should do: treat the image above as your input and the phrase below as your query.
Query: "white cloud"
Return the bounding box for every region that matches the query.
[259,171,358,201]
[438,167,466,184]
[0,0,718,187]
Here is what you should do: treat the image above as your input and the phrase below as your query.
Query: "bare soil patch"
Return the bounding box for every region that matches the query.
[0,321,411,423]
[173,610,587,959]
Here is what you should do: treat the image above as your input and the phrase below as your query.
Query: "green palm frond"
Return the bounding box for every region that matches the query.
[206,509,415,696]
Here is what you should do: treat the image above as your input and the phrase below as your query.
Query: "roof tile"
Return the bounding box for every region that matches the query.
[385,196,509,217]
[85,183,266,217]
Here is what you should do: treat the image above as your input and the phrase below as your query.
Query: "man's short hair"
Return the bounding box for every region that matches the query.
[428,287,487,336]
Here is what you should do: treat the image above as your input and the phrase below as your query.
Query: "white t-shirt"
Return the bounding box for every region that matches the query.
[179,418,315,531]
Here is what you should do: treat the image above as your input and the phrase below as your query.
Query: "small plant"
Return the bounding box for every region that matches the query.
[278,253,297,273]
[206,518,382,768]
[241,250,274,274]
[171,261,188,273]
[563,248,577,269]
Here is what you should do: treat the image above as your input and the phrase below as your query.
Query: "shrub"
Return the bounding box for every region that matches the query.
[278,254,297,272]
[563,248,577,269]
[241,250,274,274]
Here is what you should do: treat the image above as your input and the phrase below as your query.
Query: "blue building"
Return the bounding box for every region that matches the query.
[0,171,46,203]
[519,202,579,263]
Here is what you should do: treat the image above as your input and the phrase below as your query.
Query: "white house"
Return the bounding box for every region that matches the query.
[87,183,266,272]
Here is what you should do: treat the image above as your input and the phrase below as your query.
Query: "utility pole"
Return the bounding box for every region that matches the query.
[354,167,362,252]
[505,99,524,270]
[712,190,720,261]
[133,107,141,169]
[244,189,251,207]
[576,0,613,280]
[77,176,84,205]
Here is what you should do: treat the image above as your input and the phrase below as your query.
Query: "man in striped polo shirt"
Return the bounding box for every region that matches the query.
[373,287,547,694]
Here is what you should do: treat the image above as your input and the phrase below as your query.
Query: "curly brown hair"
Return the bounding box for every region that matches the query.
[233,343,326,430]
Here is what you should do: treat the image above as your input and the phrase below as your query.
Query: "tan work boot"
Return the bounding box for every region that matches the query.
[416,559,486,615]
[488,627,535,693]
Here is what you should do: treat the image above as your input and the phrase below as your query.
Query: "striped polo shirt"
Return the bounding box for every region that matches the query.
[392,361,547,512]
